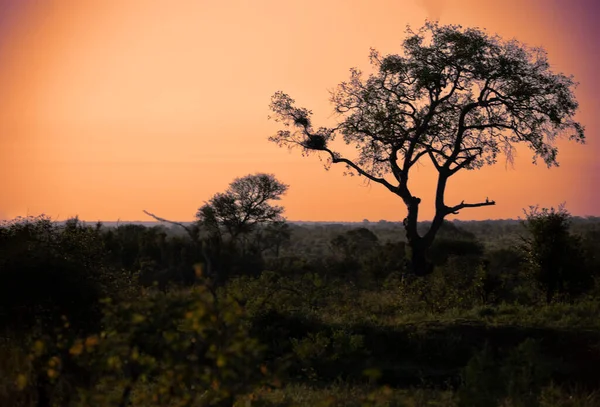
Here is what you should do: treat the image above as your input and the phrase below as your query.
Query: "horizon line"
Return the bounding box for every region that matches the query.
[6,217,599,224]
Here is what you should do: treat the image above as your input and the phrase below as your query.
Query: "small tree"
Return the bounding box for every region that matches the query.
[196,173,288,245]
[268,21,584,275]
[521,204,589,303]
[145,173,288,283]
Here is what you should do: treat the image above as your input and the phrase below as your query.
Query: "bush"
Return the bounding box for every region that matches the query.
[0,216,112,334]
[459,339,552,407]
[19,285,268,406]
[521,205,591,303]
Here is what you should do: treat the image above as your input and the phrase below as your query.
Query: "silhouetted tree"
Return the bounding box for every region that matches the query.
[145,173,288,283]
[268,21,584,276]
[520,205,589,303]
[197,173,288,245]
[198,173,288,279]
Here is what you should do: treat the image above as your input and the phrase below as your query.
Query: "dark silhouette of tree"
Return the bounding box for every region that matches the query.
[197,173,288,280]
[144,173,288,283]
[197,173,288,245]
[520,205,589,303]
[268,21,585,275]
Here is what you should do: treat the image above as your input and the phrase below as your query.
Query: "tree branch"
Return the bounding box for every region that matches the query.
[438,68,463,103]
[448,147,483,175]
[389,146,404,182]
[427,150,442,172]
[323,147,398,193]
[407,149,429,168]
[143,210,195,237]
[293,120,400,193]
[446,199,496,215]
[464,122,514,132]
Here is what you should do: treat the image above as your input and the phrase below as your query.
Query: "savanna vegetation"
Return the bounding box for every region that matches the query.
[2,22,598,407]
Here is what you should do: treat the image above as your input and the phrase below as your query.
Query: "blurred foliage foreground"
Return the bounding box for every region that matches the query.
[1,211,600,407]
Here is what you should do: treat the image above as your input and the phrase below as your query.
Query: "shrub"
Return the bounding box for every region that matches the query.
[19,285,268,406]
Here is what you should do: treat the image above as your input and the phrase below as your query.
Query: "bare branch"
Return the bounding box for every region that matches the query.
[448,147,483,175]
[322,147,399,193]
[143,210,195,236]
[390,147,404,181]
[427,150,443,172]
[446,198,496,215]
[407,149,429,168]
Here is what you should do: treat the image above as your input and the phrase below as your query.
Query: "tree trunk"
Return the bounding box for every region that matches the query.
[403,196,434,276]
[407,237,433,276]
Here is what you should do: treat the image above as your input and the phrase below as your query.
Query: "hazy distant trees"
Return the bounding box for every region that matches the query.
[331,227,379,261]
[255,220,291,258]
[268,21,585,276]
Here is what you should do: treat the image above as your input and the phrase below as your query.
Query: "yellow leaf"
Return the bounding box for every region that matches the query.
[107,356,122,370]
[132,314,146,324]
[194,263,204,278]
[85,335,99,348]
[216,355,226,367]
[16,374,28,391]
[33,340,45,355]
[48,356,61,368]
[69,341,84,356]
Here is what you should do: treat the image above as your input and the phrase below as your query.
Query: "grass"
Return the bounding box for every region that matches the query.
[244,383,600,407]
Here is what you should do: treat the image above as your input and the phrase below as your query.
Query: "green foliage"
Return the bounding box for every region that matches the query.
[2,210,600,406]
[428,238,483,266]
[225,270,338,316]
[395,259,493,313]
[459,339,552,407]
[290,329,368,381]
[19,285,267,406]
[0,215,136,334]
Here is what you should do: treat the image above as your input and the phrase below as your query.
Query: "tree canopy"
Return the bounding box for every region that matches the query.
[196,173,288,241]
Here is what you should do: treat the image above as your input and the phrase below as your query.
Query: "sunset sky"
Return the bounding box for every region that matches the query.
[1,0,598,222]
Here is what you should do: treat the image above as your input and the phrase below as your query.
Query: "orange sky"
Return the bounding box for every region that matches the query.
[1,0,598,222]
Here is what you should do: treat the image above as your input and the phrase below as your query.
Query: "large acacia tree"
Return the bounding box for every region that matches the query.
[268,21,585,276]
